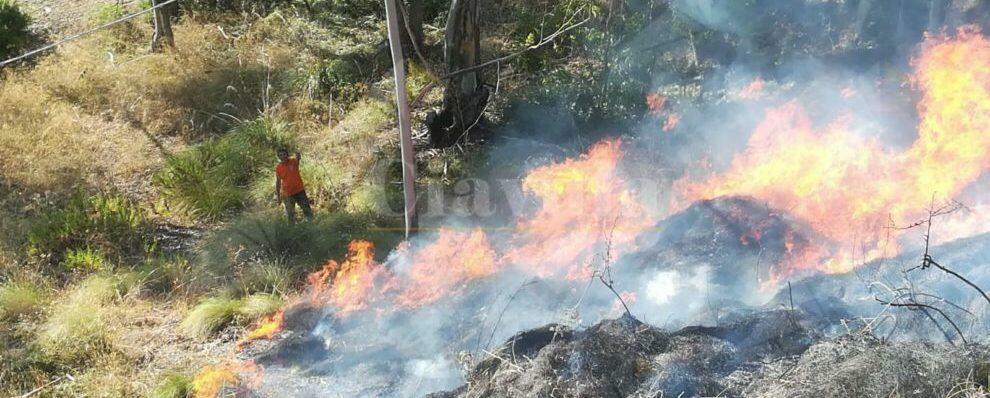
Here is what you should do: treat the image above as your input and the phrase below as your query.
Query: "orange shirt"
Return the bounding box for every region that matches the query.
[275,158,305,197]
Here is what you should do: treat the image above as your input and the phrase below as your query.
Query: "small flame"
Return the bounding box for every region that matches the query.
[307,240,395,317]
[738,77,766,99]
[237,310,285,349]
[192,362,260,398]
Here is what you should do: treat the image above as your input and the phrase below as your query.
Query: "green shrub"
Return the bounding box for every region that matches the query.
[238,260,291,295]
[0,0,31,60]
[199,211,401,280]
[0,282,46,319]
[62,247,110,273]
[139,255,194,295]
[180,293,285,339]
[155,118,295,220]
[151,372,193,398]
[27,193,149,267]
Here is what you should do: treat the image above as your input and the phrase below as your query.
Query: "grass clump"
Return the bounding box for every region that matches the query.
[0,282,46,320]
[34,274,137,366]
[150,372,194,398]
[27,193,149,268]
[156,117,295,220]
[180,296,244,338]
[180,293,283,338]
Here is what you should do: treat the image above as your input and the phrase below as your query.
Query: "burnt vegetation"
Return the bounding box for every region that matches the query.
[1,0,990,397]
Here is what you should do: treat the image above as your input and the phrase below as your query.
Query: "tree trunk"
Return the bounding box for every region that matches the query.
[426,0,488,148]
[151,0,177,52]
[397,0,425,59]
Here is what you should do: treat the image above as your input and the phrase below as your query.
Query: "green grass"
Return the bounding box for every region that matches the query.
[0,282,46,320]
[27,193,149,268]
[150,372,194,398]
[155,117,296,220]
[180,296,244,338]
[180,293,283,338]
[0,0,31,60]
[33,274,137,366]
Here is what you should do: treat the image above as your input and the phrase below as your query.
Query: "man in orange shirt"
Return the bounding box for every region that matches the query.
[275,148,314,222]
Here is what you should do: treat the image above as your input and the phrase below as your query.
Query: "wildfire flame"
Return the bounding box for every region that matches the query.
[506,140,654,278]
[395,228,499,309]
[307,240,395,317]
[192,362,260,398]
[676,27,990,275]
[237,310,285,349]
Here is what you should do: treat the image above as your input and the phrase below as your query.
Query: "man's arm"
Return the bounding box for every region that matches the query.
[274,175,282,201]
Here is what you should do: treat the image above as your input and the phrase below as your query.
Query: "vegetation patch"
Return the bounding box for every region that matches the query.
[27,193,150,269]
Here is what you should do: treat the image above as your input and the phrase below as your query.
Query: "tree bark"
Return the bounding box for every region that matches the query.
[427,0,488,148]
[151,0,177,52]
[397,0,424,59]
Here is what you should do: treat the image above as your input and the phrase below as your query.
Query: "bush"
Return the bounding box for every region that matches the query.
[62,247,110,273]
[155,118,295,220]
[27,193,149,267]
[0,282,46,320]
[151,372,194,398]
[0,0,31,60]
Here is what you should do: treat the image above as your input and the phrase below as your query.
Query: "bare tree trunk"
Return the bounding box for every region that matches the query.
[426,0,488,148]
[151,0,177,52]
[384,0,419,237]
[399,0,425,58]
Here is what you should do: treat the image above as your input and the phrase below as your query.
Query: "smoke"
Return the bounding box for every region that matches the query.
[246,2,990,396]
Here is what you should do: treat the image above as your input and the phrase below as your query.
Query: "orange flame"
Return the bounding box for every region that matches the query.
[676,27,990,275]
[396,228,499,309]
[738,77,766,99]
[192,361,260,398]
[506,140,654,278]
[237,310,285,349]
[307,240,395,317]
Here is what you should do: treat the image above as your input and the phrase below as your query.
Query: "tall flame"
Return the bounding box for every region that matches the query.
[307,240,394,317]
[676,27,990,274]
[506,140,653,278]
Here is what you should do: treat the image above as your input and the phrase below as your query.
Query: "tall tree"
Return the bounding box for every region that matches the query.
[151,0,177,51]
[426,0,488,148]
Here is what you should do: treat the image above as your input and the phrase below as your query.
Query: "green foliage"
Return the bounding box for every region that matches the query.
[151,372,194,398]
[156,117,295,220]
[200,211,401,280]
[62,247,110,273]
[28,193,149,268]
[0,0,31,60]
[138,255,194,295]
[180,296,243,338]
[318,57,371,108]
[238,260,291,296]
[0,282,46,320]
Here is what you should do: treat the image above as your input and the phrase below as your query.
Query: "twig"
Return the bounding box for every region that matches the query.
[874,298,967,345]
[18,374,74,398]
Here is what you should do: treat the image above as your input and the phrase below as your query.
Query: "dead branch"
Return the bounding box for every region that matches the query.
[874,297,967,345]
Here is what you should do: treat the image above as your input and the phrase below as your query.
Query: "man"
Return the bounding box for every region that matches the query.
[275,148,314,222]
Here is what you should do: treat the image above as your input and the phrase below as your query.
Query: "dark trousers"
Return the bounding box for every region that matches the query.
[284,191,314,222]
